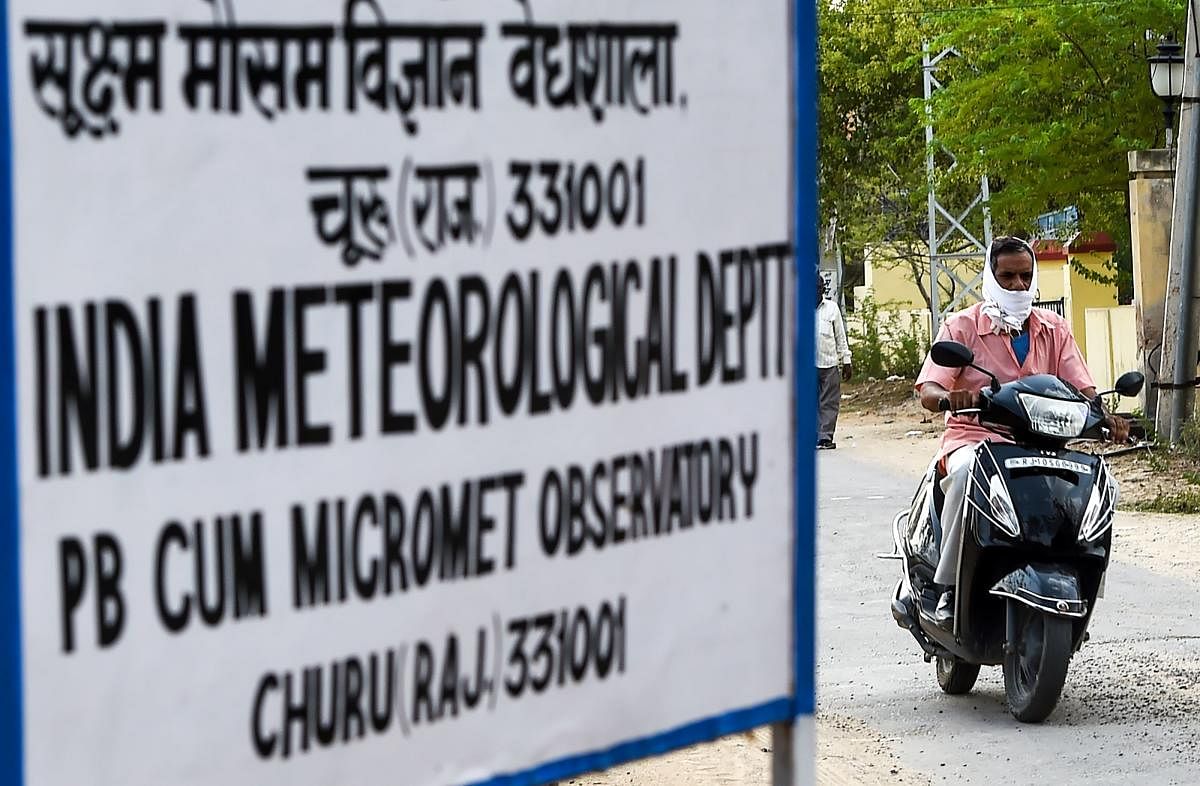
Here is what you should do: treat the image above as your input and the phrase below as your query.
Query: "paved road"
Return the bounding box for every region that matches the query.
[817,449,1200,785]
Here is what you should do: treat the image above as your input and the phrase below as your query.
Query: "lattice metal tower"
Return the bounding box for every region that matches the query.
[923,44,993,334]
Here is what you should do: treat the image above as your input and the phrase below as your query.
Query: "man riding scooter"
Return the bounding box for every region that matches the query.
[915,235,1129,629]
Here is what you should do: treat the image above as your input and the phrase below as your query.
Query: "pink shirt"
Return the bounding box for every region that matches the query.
[916,303,1096,460]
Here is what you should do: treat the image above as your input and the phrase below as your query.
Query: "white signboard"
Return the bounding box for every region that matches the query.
[0,1,810,784]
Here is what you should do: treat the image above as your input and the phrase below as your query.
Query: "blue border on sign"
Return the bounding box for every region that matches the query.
[466,698,792,786]
[792,0,818,719]
[0,0,23,784]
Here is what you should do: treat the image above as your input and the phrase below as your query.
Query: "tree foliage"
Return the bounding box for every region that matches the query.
[820,0,1187,304]
[819,0,928,290]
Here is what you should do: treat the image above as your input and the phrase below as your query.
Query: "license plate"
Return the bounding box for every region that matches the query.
[1004,456,1092,474]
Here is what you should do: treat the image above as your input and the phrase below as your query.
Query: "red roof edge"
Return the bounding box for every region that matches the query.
[1066,232,1116,254]
[1031,232,1116,261]
[1032,239,1067,261]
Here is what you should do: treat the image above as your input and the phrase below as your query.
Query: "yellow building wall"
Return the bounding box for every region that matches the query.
[1064,253,1119,365]
[859,245,982,311]
[1037,259,1068,303]
[858,247,1116,324]
[857,245,1122,372]
[1034,255,1115,366]
[1084,306,1138,394]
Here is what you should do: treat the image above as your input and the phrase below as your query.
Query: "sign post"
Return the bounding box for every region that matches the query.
[1,1,816,784]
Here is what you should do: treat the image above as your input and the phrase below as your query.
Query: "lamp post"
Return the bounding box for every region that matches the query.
[1149,34,1186,148]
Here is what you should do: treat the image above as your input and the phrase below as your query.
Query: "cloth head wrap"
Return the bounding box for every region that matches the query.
[980,238,1038,335]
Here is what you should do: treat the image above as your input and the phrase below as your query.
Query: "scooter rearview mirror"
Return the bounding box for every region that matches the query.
[930,340,974,369]
[1113,371,1145,398]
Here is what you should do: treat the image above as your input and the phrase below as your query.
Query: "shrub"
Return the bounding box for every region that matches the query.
[846,295,887,378]
[1179,419,1200,462]
[889,311,931,379]
[846,295,930,379]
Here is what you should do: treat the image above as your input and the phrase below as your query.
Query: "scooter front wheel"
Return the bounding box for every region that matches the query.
[936,655,980,694]
[1003,601,1072,722]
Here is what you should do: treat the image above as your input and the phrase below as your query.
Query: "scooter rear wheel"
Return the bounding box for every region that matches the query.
[1003,602,1072,722]
[936,656,980,694]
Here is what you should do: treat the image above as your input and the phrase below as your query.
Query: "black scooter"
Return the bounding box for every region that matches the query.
[889,340,1144,722]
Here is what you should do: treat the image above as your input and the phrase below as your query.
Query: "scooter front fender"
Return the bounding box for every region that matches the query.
[989,563,1088,618]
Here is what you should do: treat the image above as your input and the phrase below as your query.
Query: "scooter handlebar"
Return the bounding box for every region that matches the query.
[938,396,985,415]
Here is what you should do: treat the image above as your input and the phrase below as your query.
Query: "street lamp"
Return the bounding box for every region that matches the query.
[1149,34,1185,148]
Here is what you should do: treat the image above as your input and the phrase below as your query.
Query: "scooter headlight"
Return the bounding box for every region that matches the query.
[1018,394,1089,439]
[987,473,1021,538]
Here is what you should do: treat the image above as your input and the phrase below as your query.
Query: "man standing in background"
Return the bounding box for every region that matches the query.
[817,273,853,449]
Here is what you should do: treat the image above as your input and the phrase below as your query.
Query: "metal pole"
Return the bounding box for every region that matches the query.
[922,45,991,335]
[771,722,795,784]
[835,240,846,312]
[981,175,994,250]
[1166,99,1177,150]
[1158,0,1200,443]
[924,43,941,335]
[771,720,814,785]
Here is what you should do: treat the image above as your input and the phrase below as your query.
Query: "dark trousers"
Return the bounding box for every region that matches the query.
[817,365,841,442]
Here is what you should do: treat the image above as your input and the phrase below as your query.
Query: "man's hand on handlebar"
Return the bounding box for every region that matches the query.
[1103,413,1131,444]
[1084,388,1132,444]
[918,382,979,415]
[940,389,978,413]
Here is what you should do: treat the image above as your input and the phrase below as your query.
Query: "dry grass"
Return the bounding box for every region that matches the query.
[838,379,917,416]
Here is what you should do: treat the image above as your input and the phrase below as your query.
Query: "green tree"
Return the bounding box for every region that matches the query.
[819,0,1187,304]
[819,0,934,307]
